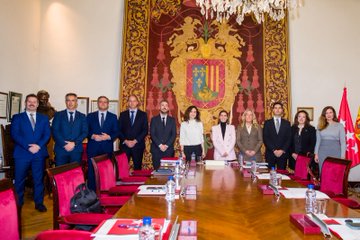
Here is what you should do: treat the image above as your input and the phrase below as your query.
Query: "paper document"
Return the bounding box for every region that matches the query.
[278,188,330,199]
[256,173,291,180]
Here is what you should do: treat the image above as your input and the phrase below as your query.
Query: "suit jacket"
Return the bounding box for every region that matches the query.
[118,109,148,149]
[236,125,263,162]
[11,112,50,159]
[263,118,291,159]
[211,124,236,160]
[52,110,88,153]
[290,125,316,156]
[150,114,176,152]
[86,111,119,158]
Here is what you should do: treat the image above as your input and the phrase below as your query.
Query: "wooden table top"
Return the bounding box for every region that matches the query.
[114,165,360,239]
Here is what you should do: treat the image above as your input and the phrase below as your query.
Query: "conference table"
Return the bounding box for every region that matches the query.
[113,164,360,239]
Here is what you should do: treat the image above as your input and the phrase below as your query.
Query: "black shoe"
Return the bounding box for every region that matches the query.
[35,204,47,212]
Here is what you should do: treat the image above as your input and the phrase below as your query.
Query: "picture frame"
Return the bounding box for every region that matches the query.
[0,92,8,119]
[77,97,89,115]
[91,99,119,116]
[8,91,22,122]
[91,100,98,113]
[108,100,119,116]
[297,107,314,121]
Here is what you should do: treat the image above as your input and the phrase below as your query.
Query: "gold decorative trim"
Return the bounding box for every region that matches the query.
[263,15,291,120]
[120,0,150,111]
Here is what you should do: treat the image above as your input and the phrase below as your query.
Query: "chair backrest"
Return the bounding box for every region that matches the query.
[320,157,351,197]
[0,178,21,240]
[294,155,311,180]
[35,230,91,240]
[1,124,15,179]
[113,151,130,180]
[91,154,116,195]
[47,162,85,229]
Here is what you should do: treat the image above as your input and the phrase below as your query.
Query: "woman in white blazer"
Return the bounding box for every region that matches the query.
[211,110,236,160]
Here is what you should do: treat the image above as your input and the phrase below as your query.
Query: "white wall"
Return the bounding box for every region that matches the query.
[289,0,360,180]
[38,0,124,110]
[0,0,41,125]
[289,0,360,124]
[0,0,41,170]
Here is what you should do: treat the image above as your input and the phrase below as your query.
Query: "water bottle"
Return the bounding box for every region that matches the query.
[138,217,155,240]
[175,162,180,177]
[165,176,176,201]
[191,152,196,162]
[269,167,277,186]
[305,184,316,214]
[250,160,257,174]
[238,153,244,167]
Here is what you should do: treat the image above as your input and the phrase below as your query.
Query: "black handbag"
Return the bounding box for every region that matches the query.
[70,183,102,213]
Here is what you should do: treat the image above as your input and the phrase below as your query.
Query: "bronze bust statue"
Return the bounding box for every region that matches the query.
[37,90,56,119]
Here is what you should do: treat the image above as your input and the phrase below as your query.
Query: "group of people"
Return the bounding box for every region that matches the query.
[11,93,346,213]
[210,102,345,174]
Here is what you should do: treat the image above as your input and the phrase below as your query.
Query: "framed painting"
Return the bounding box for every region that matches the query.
[8,91,22,122]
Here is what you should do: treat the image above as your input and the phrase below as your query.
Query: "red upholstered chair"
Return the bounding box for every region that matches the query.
[112,151,149,183]
[292,155,311,180]
[288,155,313,186]
[113,150,152,177]
[0,178,21,240]
[47,162,112,229]
[319,157,360,209]
[91,154,135,214]
[320,157,351,197]
[35,230,91,240]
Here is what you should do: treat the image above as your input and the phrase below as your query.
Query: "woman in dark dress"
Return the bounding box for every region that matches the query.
[289,110,316,170]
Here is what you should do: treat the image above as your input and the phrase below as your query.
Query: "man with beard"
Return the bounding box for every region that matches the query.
[150,100,176,169]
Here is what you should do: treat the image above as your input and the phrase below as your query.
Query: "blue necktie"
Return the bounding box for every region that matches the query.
[69,112,74,123]
[130,111,135,126]
[100,113,105,128]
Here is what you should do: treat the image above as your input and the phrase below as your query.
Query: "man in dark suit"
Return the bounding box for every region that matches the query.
[263,102,291,169]
[150,100,176,169]
[86,96,119,190]
[11,94,51,212]
[118,95,148,170]
[52,93,88,166]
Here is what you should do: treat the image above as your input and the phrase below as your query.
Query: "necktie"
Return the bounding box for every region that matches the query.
[130,111,135,126]
[30,113,35,130]
[162,117,166,127]
[100,113,105,128]
[69,112,74,123]
[275,118,280,134]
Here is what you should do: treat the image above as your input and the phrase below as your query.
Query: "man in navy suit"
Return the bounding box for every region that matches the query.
[263,102,291,170]
[11,94,51,212]
[52,93,88,166]
[86,96,119,190]
[150,100,176,169]
[118,95,148,170]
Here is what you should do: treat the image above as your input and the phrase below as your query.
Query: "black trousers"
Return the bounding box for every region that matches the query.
[183,145,202,162]
[266,153,288,170]
[122,146,145,170]
[151,147,175,170]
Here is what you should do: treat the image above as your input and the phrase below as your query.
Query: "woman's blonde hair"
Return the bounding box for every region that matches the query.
[240,109,258,128]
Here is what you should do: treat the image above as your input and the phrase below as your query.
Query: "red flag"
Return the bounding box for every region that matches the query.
[355,107,360,164]
[338,88,359,168]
